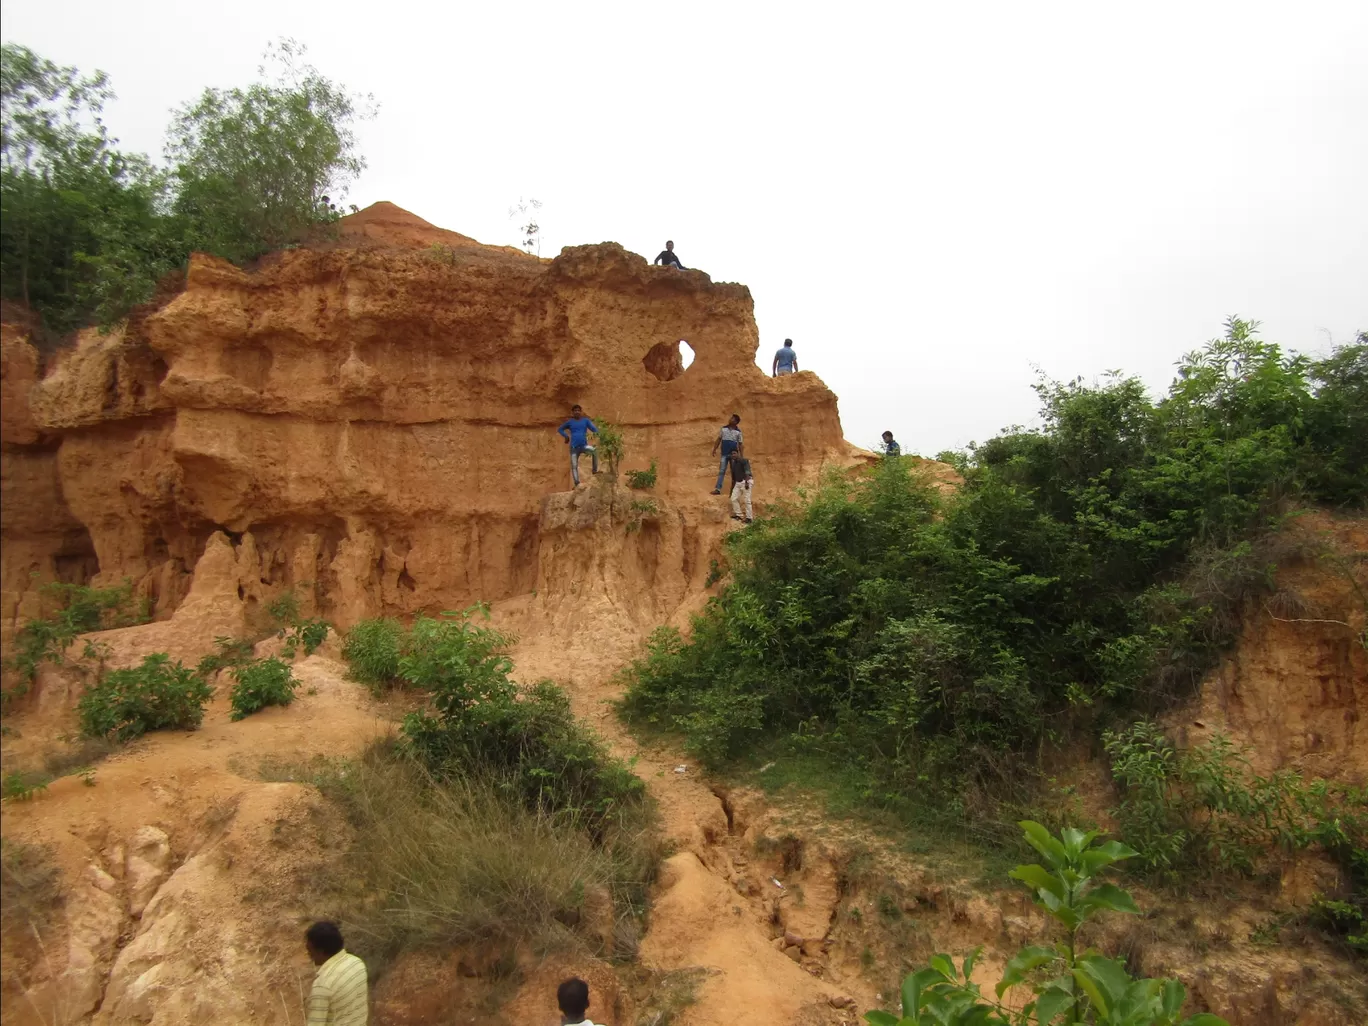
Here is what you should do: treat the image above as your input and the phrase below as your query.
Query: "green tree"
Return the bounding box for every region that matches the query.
[167,38,374,262]
[0,44,180,334]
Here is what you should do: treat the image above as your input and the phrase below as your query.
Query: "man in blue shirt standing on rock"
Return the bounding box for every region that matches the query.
[558,404,599,486]
[772,339,798,377]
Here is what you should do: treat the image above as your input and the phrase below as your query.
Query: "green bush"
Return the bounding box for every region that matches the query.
[621,322,1365,826]
[596,421,625,477]
[865,822,1228,1026]
[229,657,298,720]
[195,635,255,679]
[341,618,404,693]
[1102,722,1368,879]
[6,579,148,693]
[282,618,330,659]
[78,653,212,741]
[626,458,658,490]
[393,607,645,837]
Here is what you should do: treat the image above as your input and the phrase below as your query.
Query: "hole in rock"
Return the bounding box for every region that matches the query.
[643,340,695,382]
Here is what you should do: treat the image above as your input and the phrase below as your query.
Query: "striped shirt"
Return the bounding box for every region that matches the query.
[308,949,368,1025]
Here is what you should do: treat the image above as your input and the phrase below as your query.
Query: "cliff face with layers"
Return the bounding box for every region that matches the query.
[1,202,852,648]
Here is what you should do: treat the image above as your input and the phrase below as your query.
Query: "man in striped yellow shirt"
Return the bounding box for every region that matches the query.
[305,921,368,1025]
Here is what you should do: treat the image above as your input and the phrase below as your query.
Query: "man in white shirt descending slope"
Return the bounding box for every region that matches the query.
[558,977,603,1025]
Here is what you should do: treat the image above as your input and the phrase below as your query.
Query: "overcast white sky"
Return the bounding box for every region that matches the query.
[7,1,1365,454]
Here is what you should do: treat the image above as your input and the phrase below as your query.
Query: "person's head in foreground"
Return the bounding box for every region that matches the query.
[665,240,674,251]
[305,920,345,966]
[882,430,893,442]
[572,404,583,416]
[558,976,593,1024]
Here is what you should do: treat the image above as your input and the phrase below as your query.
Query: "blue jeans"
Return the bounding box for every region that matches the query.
[714,450,736,491]
[570,444,598,485]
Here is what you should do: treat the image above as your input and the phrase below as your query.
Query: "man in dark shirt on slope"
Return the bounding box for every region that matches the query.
[654,240,686,269]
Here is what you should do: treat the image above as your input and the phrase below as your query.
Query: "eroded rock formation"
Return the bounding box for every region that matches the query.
[2,203,853,644]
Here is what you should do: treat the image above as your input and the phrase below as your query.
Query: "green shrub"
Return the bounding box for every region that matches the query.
[621,322,1365,831]
[196,635,255,679]
[395,607,645,838]
[596,421,625,477]
[78,653,212,741]
[282,618,330,659]
[1102,721,1368,881]
[6,579,148,693]
[865,822,1228,1026]
[626,458,658,490]
[266,589,301,627]
[341,618,404,693]
[229,657,298,720]
[2,771,50,803]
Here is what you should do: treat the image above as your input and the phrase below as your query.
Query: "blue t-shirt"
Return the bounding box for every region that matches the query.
[558,417,598,448]
[775,346,796,370]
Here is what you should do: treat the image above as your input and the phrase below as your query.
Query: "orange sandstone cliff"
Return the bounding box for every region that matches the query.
[2,202,855,652]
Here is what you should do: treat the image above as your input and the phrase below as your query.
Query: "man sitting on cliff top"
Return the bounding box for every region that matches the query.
[558,404,599,487]
[710,413,743,495]
[304,921,367,1025]
[654,240,686,269]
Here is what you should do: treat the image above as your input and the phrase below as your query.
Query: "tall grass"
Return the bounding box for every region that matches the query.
[311,747,660,968]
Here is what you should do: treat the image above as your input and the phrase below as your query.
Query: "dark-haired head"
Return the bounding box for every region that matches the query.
[783,338,792,347]
[729,413,740,425]
[665,240,674,249]
[305,921,345,964]
[882,430,893,440]
[572,404,583,414]
[557,977,590,1019]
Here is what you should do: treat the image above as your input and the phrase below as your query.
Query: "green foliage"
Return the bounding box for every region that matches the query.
[282,618,330,659]
[1307,896,1368,955]
[626,497,660,533]
[392,607,646,838]
[266,589,301,627]
[5,580,148,697]
[705,559,723,588]
[621,323,1366,825]
[228,657,298,720]
[2,770,50,802]
[626,458,659,490]
[596,421,625,477]
[864,822,1228,1026]
[166,39,373,264]
[1,44,183,334]
[341,617,404,694]
[1,39,372,337]
[1102,722,1368,880]
[78,653,212,741]
[195,635,255,679]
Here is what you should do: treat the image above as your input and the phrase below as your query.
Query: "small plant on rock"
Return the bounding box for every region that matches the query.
[626,458,658,490]
[229,658,298,720]
[596,421,625,477]
[196,635,255,679]
[864,822,1229,1026]
[78,653,213,742]
[282,618,330,659]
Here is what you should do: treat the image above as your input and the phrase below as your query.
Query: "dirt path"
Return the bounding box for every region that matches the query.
[511,628,871,1025]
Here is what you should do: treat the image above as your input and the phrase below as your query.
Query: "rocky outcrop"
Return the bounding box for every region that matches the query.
[2,203,852,649]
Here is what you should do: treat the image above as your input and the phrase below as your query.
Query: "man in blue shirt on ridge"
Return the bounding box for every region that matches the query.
[557,404,599,486]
